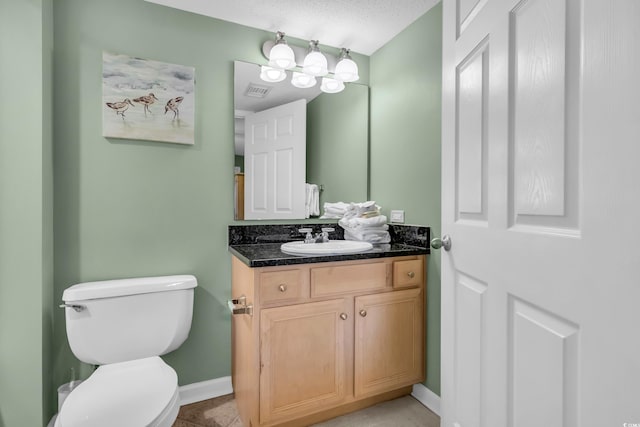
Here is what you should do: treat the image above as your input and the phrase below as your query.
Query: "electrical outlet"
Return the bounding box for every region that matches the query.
[390,210,405,224]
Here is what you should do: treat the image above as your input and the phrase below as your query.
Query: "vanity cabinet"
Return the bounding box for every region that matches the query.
[231,255,426,427]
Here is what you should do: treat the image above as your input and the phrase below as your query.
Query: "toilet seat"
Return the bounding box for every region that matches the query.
[55,356,179,427]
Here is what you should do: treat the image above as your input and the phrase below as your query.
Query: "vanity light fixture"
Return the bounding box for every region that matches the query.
[291,72,317,89]
[260,65,287,83]
[320,77,345,94]
[302,40,328,77]
[267,32,296,70]
[334,48,359,82]
[261,32,358,92]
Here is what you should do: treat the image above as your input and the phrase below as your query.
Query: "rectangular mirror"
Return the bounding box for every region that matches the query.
[234,60,369,220]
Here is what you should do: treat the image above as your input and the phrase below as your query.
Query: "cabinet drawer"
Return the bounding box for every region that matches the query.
[260,269,304,304]
[393,259,424,288]
[311,262,388,297]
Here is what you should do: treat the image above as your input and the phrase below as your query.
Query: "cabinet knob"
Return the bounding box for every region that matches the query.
[278,284,287,292]
[359,309,367,317]
[340,313,348,320]
[407,271,415,279]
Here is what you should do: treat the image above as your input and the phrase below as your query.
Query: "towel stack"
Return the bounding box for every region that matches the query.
[337,201,391,244]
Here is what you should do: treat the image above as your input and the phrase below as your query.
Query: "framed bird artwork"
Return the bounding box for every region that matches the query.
[102,51,195,145]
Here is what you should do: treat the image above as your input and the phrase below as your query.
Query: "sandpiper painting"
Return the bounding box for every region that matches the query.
[102,51,195,145]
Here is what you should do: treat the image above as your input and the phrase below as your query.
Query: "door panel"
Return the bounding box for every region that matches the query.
[458,0,488,38]
[508,0,582,233]
[274,147,294,212]
[508,297,579,427]
[456,38,489,223]
[453,272,487,427]
[250,151,268,214]
[510,0,567,217]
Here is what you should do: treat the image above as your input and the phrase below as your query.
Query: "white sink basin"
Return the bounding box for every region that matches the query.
[281,240,373,256]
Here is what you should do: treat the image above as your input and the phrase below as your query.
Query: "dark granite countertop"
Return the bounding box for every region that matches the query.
[229,224,430,268]
[229,242,428,267]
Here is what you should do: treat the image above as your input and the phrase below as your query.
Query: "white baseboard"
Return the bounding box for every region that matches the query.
[50,378,434,423]
[178,376,233,406]
[411,383,441,417]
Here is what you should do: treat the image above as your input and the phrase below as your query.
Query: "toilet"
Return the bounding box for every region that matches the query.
[55,275,197,427]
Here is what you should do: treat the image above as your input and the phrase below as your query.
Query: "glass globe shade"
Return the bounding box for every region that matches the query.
[320,77,345,94]
[334,57,359,82]
[260,66,286,83]
[268,43,296,70]
[303,51,328,77]
[291,72,317,89]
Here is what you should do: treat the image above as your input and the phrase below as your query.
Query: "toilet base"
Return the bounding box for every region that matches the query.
[151,387,181,427]
[54,357,181,427]
[53,387,180,427]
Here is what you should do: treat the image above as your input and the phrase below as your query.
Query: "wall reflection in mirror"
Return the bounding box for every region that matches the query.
[234,60,369,220]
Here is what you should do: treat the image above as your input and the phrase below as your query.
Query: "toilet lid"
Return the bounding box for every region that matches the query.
[57,356,178,427]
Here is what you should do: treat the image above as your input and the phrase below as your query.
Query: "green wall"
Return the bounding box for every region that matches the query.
[307,83,369,207]
[51,0,371,414]
[52,0,266,394]
[370,4,443,395]
[234,155,244,172]
[0,0,54,424]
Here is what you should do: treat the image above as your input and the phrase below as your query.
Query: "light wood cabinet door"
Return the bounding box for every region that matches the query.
[354,288,424,398]
[259,299,349,424]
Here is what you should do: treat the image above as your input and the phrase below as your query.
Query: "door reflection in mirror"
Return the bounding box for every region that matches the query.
[234,61,368,220]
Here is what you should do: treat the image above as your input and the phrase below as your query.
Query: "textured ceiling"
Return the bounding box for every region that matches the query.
[144,0,440,55]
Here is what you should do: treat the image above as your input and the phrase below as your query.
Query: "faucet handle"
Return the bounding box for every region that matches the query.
[298,228,314,243]
[320,227,335,243]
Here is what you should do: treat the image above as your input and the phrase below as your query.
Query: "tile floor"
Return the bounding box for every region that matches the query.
[172,394,440,427]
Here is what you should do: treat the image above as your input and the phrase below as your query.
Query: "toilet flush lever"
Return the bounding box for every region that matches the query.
[59,303,86,312]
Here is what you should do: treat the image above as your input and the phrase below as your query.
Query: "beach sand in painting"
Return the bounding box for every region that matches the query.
[102,52,195,145]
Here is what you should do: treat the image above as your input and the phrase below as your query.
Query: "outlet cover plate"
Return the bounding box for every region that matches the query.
[390,210,405,223]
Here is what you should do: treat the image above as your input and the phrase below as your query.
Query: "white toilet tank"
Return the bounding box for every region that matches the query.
[62,275,197,365]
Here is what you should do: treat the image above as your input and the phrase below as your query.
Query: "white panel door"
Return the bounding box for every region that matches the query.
[244,99,306,219]
[441,1,640,427]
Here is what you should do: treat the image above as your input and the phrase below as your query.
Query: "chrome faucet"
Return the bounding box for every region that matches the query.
[299,227,334,243]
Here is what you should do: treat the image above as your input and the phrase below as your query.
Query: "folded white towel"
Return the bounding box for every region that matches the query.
[339,215,388,230]
[322,201,384,221]
[324,207,345,215]
[344,228,391,244]
[321,201,349,219]
[324,201,350,211]
[343,201,379,219]
[319,213,343,219]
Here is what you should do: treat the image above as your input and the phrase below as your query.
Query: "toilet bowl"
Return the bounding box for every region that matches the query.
[56,275,197,426]
[55,357,180,427]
